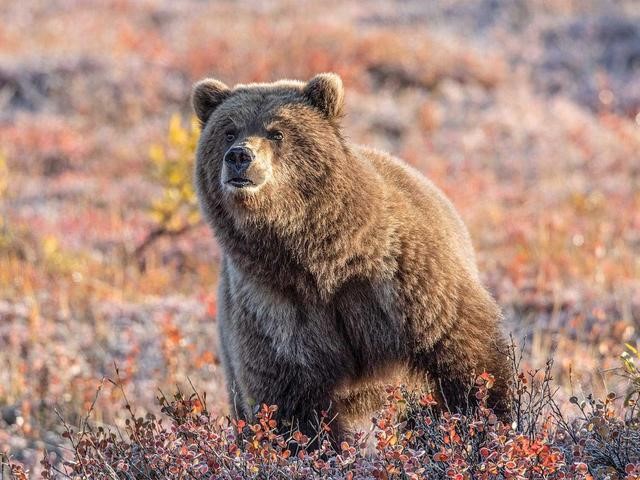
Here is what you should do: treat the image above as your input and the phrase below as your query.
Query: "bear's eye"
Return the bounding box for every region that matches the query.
[225,131,236,143]
[268,130,284,141]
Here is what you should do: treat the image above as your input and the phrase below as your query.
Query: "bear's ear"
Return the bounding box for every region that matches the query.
[191,78,231,125]
[303,73,344,119]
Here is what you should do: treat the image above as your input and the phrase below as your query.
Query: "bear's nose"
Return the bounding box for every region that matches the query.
[224,146,254,176]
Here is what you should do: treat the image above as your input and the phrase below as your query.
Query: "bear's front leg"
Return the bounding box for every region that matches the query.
[240,359,347,448]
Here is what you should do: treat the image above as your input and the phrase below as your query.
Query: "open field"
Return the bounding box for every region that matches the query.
[0,0,639,477]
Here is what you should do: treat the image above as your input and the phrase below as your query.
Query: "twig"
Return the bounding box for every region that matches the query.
[133,224,197,259]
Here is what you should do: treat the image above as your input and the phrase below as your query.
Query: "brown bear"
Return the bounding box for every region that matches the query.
[192,73,512,444]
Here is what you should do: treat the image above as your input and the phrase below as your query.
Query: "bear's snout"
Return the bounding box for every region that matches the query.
[224,146,254,177]
[223,145,264,189]
[220,142,272,194]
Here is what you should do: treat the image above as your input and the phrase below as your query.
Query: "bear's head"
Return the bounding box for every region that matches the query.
[192,73,347,230]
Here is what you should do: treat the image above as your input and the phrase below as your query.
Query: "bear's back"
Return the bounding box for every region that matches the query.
[353,145,479,281]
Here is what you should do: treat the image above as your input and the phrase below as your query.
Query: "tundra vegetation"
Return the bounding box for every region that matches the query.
[0,0,639,478]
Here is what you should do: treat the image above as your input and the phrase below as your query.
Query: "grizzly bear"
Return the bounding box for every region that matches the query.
[192,73,512,443]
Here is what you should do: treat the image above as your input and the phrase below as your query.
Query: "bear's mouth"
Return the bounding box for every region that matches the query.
[227,178,255,188]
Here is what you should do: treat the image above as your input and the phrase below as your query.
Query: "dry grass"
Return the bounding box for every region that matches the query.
[0,0,639,477]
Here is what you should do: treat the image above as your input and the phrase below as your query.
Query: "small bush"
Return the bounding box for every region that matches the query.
[23,362,639,480]
[148,115,201,234]
[135,115,201,257]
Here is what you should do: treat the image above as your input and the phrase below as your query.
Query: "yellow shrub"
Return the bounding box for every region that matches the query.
[149,114,201,232]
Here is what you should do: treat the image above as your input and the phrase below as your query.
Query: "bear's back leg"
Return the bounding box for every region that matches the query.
[409,287,513,420]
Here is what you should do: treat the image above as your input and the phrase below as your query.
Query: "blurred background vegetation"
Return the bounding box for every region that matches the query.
[0,0,639,475]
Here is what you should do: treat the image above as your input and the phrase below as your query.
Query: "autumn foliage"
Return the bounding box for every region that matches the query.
[4,368,635,479]
[148,116,201,235]
[1,0,639,478]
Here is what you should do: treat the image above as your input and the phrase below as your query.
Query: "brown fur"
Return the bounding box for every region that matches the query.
[192,73,512,444]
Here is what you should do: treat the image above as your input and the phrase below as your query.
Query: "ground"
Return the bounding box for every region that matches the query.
[0,0,639,476]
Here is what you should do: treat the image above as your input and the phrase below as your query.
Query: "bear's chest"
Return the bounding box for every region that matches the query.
[228,271,344,367]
